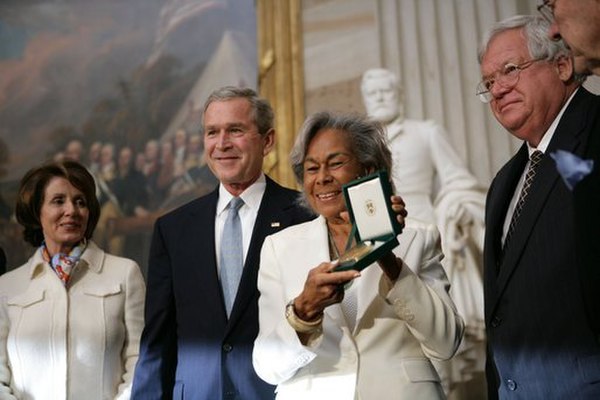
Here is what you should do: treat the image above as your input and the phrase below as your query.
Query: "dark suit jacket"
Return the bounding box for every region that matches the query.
[0,247,5,275]
[575,94,600,336]
[484,87,600,399]
[131,177,314,400]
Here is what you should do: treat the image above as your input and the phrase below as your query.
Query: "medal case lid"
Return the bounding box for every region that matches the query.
[334,170,401,271]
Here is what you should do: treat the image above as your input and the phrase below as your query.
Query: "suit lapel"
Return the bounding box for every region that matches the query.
[483,147,527,323]
[299,217,347,327]
[353,228,417,333]
[181,189,228,323]
[489,147,528,269]
[227,178,302,330]
[496,154,561,290]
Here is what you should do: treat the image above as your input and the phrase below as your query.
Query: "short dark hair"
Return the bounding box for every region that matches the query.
[202,86,274,135]
[16,160,100,247]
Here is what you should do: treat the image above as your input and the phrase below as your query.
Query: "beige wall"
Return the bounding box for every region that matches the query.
[300,0,600,188]
[301,0,543,187]
[261,0,600,187]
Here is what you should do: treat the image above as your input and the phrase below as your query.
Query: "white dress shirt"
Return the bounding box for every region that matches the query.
[215,173,267,273]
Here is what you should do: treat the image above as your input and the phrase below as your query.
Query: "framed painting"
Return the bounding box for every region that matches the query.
[0,0,258,273]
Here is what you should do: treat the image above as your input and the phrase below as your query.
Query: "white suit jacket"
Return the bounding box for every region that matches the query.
[253,216,464,400]
[0,241,145,400]
[387,118,486,386]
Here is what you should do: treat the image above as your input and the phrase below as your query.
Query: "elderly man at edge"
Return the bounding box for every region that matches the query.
[478,15,600,399]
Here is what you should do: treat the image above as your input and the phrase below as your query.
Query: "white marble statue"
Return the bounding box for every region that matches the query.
[361,68,486,392]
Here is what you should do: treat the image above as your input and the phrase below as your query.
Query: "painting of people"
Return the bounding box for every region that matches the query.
[0,0,258,274]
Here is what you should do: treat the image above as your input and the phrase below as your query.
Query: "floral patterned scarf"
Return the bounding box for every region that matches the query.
[41,241,87,286]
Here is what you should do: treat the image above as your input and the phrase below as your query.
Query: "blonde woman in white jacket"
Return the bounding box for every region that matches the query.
[253,112,464,399]
[0,160,145,400]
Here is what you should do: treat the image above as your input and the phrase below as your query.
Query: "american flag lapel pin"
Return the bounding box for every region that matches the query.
[270,222,281,228]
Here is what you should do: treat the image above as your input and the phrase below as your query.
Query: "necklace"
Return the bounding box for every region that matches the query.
[328,228,340,260]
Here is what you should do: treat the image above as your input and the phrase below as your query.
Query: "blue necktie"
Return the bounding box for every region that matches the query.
[220,197,244,316]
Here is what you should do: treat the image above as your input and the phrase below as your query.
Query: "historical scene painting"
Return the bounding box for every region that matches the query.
[0,0,258,274]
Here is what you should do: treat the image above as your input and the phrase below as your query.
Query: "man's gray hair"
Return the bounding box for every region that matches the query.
[202,86,274,135]
[477,15,588,82]
[478,15,570,64]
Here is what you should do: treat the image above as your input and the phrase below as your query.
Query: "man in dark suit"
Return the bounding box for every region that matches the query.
[540,0,600,338]
[478,15,600,399]
[131,87,314,399]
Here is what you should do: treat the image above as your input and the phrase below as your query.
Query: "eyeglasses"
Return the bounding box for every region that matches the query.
[537,0,554,24]
[476,59,543,103]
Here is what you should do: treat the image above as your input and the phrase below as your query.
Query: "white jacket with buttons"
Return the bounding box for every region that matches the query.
[253,216,464,400]
[0,241,145,400]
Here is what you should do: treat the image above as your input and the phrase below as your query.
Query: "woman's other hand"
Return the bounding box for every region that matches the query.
[390,194,407,231]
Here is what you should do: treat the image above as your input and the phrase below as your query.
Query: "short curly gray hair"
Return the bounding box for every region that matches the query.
[290,111,392,186]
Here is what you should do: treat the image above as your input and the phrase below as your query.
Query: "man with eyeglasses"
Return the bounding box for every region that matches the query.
[478,15,600,400]
[538,0,600,76]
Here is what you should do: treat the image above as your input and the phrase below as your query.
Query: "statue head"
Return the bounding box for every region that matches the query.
[361,68,404,124]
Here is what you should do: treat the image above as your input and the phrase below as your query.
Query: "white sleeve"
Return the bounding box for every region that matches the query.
[252,235,317,385]
[0,297,17,399]
[114,261,146,400]
[381,226,465,361]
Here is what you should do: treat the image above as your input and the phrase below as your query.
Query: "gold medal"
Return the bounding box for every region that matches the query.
[338,242,374,265]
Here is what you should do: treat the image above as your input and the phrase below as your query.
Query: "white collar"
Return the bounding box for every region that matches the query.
[527,87,579,155]
[216,173,267,216]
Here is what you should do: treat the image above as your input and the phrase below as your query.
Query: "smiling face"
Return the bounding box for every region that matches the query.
[40,177,89,255]
[203,98,274,196]
[481,28,574,146]
[303,128,363,220]
[549,0,600,75]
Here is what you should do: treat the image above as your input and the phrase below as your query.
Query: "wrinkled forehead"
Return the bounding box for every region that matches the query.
[481,29,530,75]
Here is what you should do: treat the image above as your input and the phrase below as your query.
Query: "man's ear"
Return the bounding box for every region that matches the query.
[556,54,575,82]
[262,128,276,156]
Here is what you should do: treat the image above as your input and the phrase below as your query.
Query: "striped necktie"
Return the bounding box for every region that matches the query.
[504,150,544,250]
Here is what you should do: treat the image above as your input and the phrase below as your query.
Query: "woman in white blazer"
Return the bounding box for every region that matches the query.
[253,112,464,399]
[0,160,145,400]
